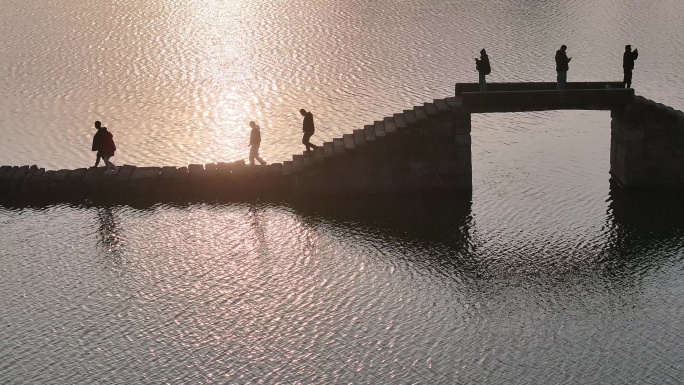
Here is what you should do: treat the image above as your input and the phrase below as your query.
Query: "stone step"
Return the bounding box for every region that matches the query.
[353,129,366,147]
[292,155,304,173]
[403,110,418,125]
[374,121,386,137]
[283,160,293,175]
[343,133,356,150]
[302,154,313,169]
[445,96,463,108]
[414,105,428,121]
[393,113,408,130]
[313,147,325,163]
[323,142,335,158]
[333,137,346,155]
[383,117,397,134]
[364,124,376,142]
[424,102,439,116]
[434,99,449,111]
[269,163,283,175]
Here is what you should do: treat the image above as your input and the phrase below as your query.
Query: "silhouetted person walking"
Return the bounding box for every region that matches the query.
[91,122,116,173]
[300,108,318,153]
[475,49,491,92]
[623,45,639,88]
[92,121,104,167]
[248,121,267,166]
[555,45,572,90]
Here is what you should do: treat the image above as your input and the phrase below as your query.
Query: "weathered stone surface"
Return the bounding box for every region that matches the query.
[0,166,11,179]
[66,168,87,182]
[323,142,335,158]
[114,165,137,182]
[353,129,366,147]
[302,154,314,169]
[269,163,283,175]
[383,117,397,134]
[313,148,325,163]
[363,125,376,142]
[374,121,386,137]
[83,167,106,185]
[343,133,356,150]
[414,106,428,121]
[434,99,449,112]
[333,138,345,155]
[424,103,438,116]
[403,110,417,125]
[454,133,472,146]
[292,155,304,173]
[283,161,293,175]
[393,113,407,130]
[160,166,177,179]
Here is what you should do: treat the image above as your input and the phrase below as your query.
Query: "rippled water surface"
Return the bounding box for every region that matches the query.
[2,0,684,383]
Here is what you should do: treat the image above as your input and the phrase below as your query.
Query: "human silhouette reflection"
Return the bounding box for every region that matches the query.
[96,207,124,265]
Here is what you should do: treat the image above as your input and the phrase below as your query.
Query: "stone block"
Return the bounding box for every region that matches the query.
[364,125,376,142]
[172,167,189,185]
[353,129,366,147]
[374,121,386,138]
[454,113,472,133]
[434,99,449,112]
[269,163,283,175]
[454,133,472,146]
[83,167,106,186]
[393,113,407,130]
[313,148,325,163]
[383,117,397,134]
[160,166,177,179]
[438,160,472,175]
[343,133,356,150]
[333,138,345,155]
[302,154,313,169]
[114,165,137,182]
[292,155,304,172]
[0,166,11,179]
[403,110,418,125]
[127,167,160,195]
[66,168,87,183]
[283,161,293,175]
[323,142,335,158]
[424,103,438,116]
[414,106,428,121]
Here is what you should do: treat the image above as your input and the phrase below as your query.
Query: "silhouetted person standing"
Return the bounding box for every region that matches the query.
[92,123,116,173]
[555,45,572,90]
[623,45,639,88]
[248,121,267,166]
[300,108,318,153]
[475,49,491,92]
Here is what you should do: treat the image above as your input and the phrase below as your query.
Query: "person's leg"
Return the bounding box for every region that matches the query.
[249,146,256,166]
[557,71,567,90]
[624,69,633,88]
[256,154,266,165]
[303,132,314,152]
[95,154,101,167]
[479,72,486,92]
[103,156,115,172]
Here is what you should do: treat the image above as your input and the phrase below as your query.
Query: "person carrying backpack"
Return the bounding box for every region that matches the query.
[475,49,491,92]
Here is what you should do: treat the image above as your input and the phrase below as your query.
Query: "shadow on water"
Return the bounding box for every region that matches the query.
[604,181,684,276]
[288,193,472,242]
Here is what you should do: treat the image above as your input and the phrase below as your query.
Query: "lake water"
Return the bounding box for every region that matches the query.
[2,0,684,383]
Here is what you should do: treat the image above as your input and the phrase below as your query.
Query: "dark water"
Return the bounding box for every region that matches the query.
[2,0,684,383]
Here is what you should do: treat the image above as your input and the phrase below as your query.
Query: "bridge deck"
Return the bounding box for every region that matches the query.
[452,82,634,113]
